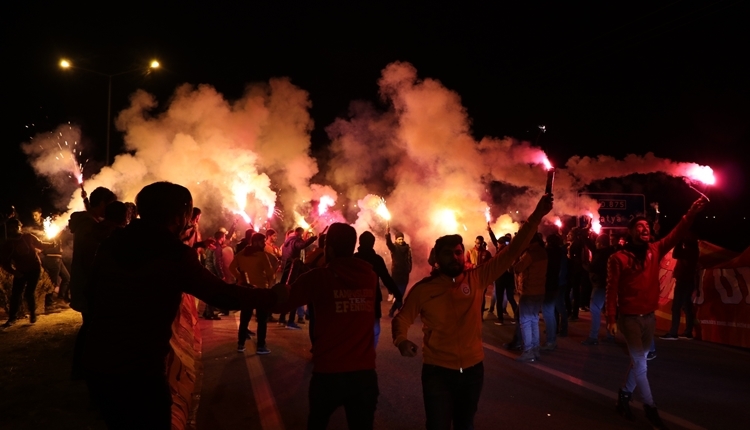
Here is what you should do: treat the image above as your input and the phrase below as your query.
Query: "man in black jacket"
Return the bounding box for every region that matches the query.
[385,227,412,317]
[354,231,403,347]
[82,182,284,429]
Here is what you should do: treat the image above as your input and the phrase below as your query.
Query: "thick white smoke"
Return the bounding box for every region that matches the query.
[25,62,715,282]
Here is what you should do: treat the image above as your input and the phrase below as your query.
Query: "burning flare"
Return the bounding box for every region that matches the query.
[318,195,335,216]
[43,216,61,239]
[686,165,716,185]
[376,198,392,221]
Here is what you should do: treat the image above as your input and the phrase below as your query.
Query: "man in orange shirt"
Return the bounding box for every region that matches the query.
[393,194,552,430]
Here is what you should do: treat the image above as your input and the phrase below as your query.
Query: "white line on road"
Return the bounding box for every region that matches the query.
[235,314,286,430]
[483,342,707,430]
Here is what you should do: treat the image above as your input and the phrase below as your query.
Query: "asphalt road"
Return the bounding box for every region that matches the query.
[195,299,750,430]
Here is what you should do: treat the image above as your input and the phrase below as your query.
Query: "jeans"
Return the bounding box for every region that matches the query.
[518,295,544,351]
[308,369,379,430]
[496,280,517,324]
[589,287,606,339]
[669,279,695,336]
[389,280,408,316]
[541,295,557,344]
[279,306,305,324]
[374,318,381,349]
[239,307,268,348]
[7,269,41,320]
[43,256,70,300]
[422,362,484,430]
[618,313,655,406]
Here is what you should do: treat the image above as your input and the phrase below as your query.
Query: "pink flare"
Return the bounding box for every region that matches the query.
[484,207,491,223]
[318,195,335,216]
[554,218,562,228]
[591,220,602,234]
[267,205,275,219]
[543,158,553,170]
[686,165,715,185]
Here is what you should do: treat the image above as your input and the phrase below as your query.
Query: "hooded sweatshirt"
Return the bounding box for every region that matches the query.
[284,257,378,373]
[229,245,276,288]
[393,214,542,371]
[82,219,277,375]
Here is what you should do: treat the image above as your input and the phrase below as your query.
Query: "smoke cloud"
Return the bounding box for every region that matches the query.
[25,62,715,282]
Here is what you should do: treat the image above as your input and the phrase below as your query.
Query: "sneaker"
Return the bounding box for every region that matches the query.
[678,333,693,340]
[581,337,599,346]
[286,322,302,330]
[493,321,504,326]
[644,404,669,429]
[647,351,657,360]
[256,346,271,355]
[540,342,556,351]
[516,350,537,362]
[659,333,679,340]
[237,344,246,353]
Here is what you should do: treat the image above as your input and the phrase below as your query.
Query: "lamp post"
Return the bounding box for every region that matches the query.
[59,59,159,165]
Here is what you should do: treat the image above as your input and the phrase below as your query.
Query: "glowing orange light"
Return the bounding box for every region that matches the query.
[484,207,491,223]
[59,59,71,69]
[150,60,160,69]
[43,216,60,239]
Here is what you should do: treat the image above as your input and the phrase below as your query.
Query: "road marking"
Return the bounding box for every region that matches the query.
[235,314,286,430]
[483,342,707,430]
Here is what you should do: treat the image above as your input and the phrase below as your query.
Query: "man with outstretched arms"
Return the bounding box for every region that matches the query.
[392,194,553,430]
[607,197,706,429]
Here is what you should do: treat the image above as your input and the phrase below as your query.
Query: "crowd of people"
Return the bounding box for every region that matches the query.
[0,183,707,430]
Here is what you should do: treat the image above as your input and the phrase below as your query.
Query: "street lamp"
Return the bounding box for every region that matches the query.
[59,59,160,165]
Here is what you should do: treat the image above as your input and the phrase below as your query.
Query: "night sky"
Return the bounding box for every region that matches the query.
[3,1,749,250]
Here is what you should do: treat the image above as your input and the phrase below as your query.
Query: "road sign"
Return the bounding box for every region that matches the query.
[579,193,646,229]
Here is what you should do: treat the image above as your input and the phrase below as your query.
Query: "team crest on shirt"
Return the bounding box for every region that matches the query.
[461,284,471,296]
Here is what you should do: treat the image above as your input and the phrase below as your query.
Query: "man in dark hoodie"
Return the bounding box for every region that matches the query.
[385,227,412,318]
[68,186,116,379]
[281,222,379,429]
[82,182,283,429]
[279,226,316,328]
[354,231,403,348]
[607,197,705,429]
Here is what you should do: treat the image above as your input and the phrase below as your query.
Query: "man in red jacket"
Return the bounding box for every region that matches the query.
[283,222,380,429]
[606,197,706,429]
